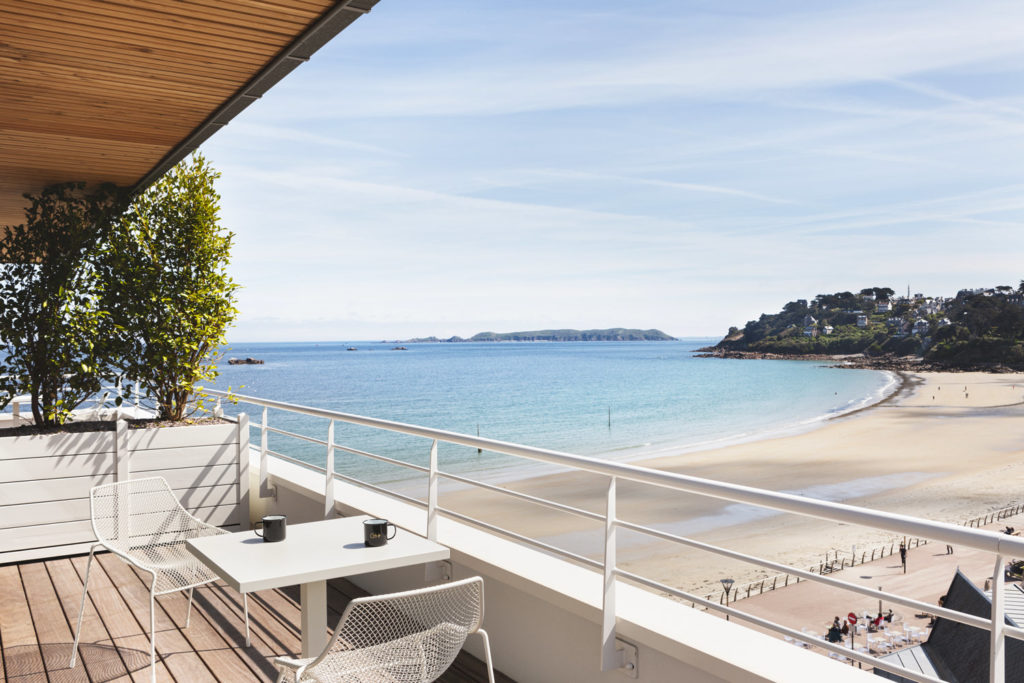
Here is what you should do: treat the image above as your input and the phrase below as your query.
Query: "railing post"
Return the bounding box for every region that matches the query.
[324,419,335,518]
[236,413,251,527]
[427,440,438,541]
[601,476,620,671]
[260,405,276,499]
[991,553,1005,683]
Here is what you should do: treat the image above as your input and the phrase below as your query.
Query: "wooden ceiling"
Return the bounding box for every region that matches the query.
[0,0,378,228]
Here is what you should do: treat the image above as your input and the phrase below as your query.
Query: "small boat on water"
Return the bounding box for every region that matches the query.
[347,347,357,351]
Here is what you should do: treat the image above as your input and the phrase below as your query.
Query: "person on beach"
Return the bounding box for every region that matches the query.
[827,618,842,643]
[946,543,953,554]
[871,612,884,631]
[899,541,907,573]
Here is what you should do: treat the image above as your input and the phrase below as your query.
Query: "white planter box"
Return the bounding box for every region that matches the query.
[0,415,249,564]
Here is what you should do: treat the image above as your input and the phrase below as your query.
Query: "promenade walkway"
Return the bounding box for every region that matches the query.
[727,516,1021,667]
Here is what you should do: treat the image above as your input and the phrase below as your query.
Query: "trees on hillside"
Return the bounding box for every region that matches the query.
[720,284,1024,366]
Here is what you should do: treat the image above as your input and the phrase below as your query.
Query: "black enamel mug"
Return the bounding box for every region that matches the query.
[255,514,287,542]
[363,518,397,547]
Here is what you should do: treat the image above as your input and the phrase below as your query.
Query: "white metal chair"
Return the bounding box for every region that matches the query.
[69,476,250,681]
[274,576,494,683]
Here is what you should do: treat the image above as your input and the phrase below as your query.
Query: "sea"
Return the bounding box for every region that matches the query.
[204,339,896,489]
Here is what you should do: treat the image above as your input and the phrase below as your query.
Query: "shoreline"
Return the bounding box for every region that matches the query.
[606,368,902,467]
[695,348,1024,373]
[387,364,901,493]
[441,370,1024,596]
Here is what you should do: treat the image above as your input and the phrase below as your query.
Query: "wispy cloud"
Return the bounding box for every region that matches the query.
[204,0,1024,339]
[494,169,799,206]
[256,1,1024,120]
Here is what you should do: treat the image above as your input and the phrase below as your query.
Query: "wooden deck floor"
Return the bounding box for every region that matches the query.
[0,553,509,682]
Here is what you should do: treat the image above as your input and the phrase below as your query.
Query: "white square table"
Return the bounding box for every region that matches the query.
[186,515,450,657]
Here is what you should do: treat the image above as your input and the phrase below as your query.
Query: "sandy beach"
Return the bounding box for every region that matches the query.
[441,370,1024,597]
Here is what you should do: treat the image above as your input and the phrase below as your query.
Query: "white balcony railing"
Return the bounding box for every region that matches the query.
[204,387,1024,683]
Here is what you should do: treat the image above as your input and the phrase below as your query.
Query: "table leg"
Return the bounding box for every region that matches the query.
[300,580,328,658]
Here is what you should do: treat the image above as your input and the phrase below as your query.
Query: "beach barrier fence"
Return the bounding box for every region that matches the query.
[962,503,1023,529]
[720,503,1024,604]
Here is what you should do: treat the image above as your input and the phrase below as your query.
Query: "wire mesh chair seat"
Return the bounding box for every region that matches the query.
[274,576,494,683]
[70,476,250,681]
[130,537,225,594]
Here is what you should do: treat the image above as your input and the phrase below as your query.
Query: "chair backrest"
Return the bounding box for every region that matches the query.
[90,477,195,553]
[313,576,485,682]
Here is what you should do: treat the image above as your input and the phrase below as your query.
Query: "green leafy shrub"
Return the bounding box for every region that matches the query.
[0,183,125,425]
[98,155,238,421]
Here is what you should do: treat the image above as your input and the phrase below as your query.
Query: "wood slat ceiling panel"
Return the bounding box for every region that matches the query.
[8,36,271,82]
[4,5,293,59]
[0,0,375,229]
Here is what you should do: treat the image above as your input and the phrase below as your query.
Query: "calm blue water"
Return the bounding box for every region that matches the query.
[204,340,894,486]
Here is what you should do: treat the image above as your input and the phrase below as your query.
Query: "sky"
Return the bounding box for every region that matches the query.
[202,0,1024,342]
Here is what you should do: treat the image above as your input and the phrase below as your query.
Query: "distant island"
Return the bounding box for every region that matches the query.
[700,284,1024,370]
[406,328,676,343]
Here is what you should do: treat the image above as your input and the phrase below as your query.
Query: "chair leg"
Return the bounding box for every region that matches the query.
[149,586,157,683]
[186,586,194,628]
[69,546,99,667]
[477,629,496,683]
[243,593,251,647]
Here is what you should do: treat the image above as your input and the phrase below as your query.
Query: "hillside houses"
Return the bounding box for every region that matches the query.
[721,283,1024,365]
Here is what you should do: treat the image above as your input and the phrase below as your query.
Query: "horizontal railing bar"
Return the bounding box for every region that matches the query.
[615,519,993,632]
[256,426,429,475]
[265,425,329,447]
[253,420,430,473]
[436,505,603,570]
[614,568,943,683]
[267,449,326,473]
[265,446,426,508]
[204,388,1024,555]
[437,470,605,522]
[264,443,1021,643]
[330,442,430,474]
[331,472,426,509]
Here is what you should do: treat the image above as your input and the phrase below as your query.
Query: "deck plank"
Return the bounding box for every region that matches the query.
[47,556,133,682]
[18,560,88,682]
[193,581,298,678]
[211,583,302,660]
[92,553,216,682]
[118,566,262,683]
[0,564,46,682]
[69,554,178,682]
